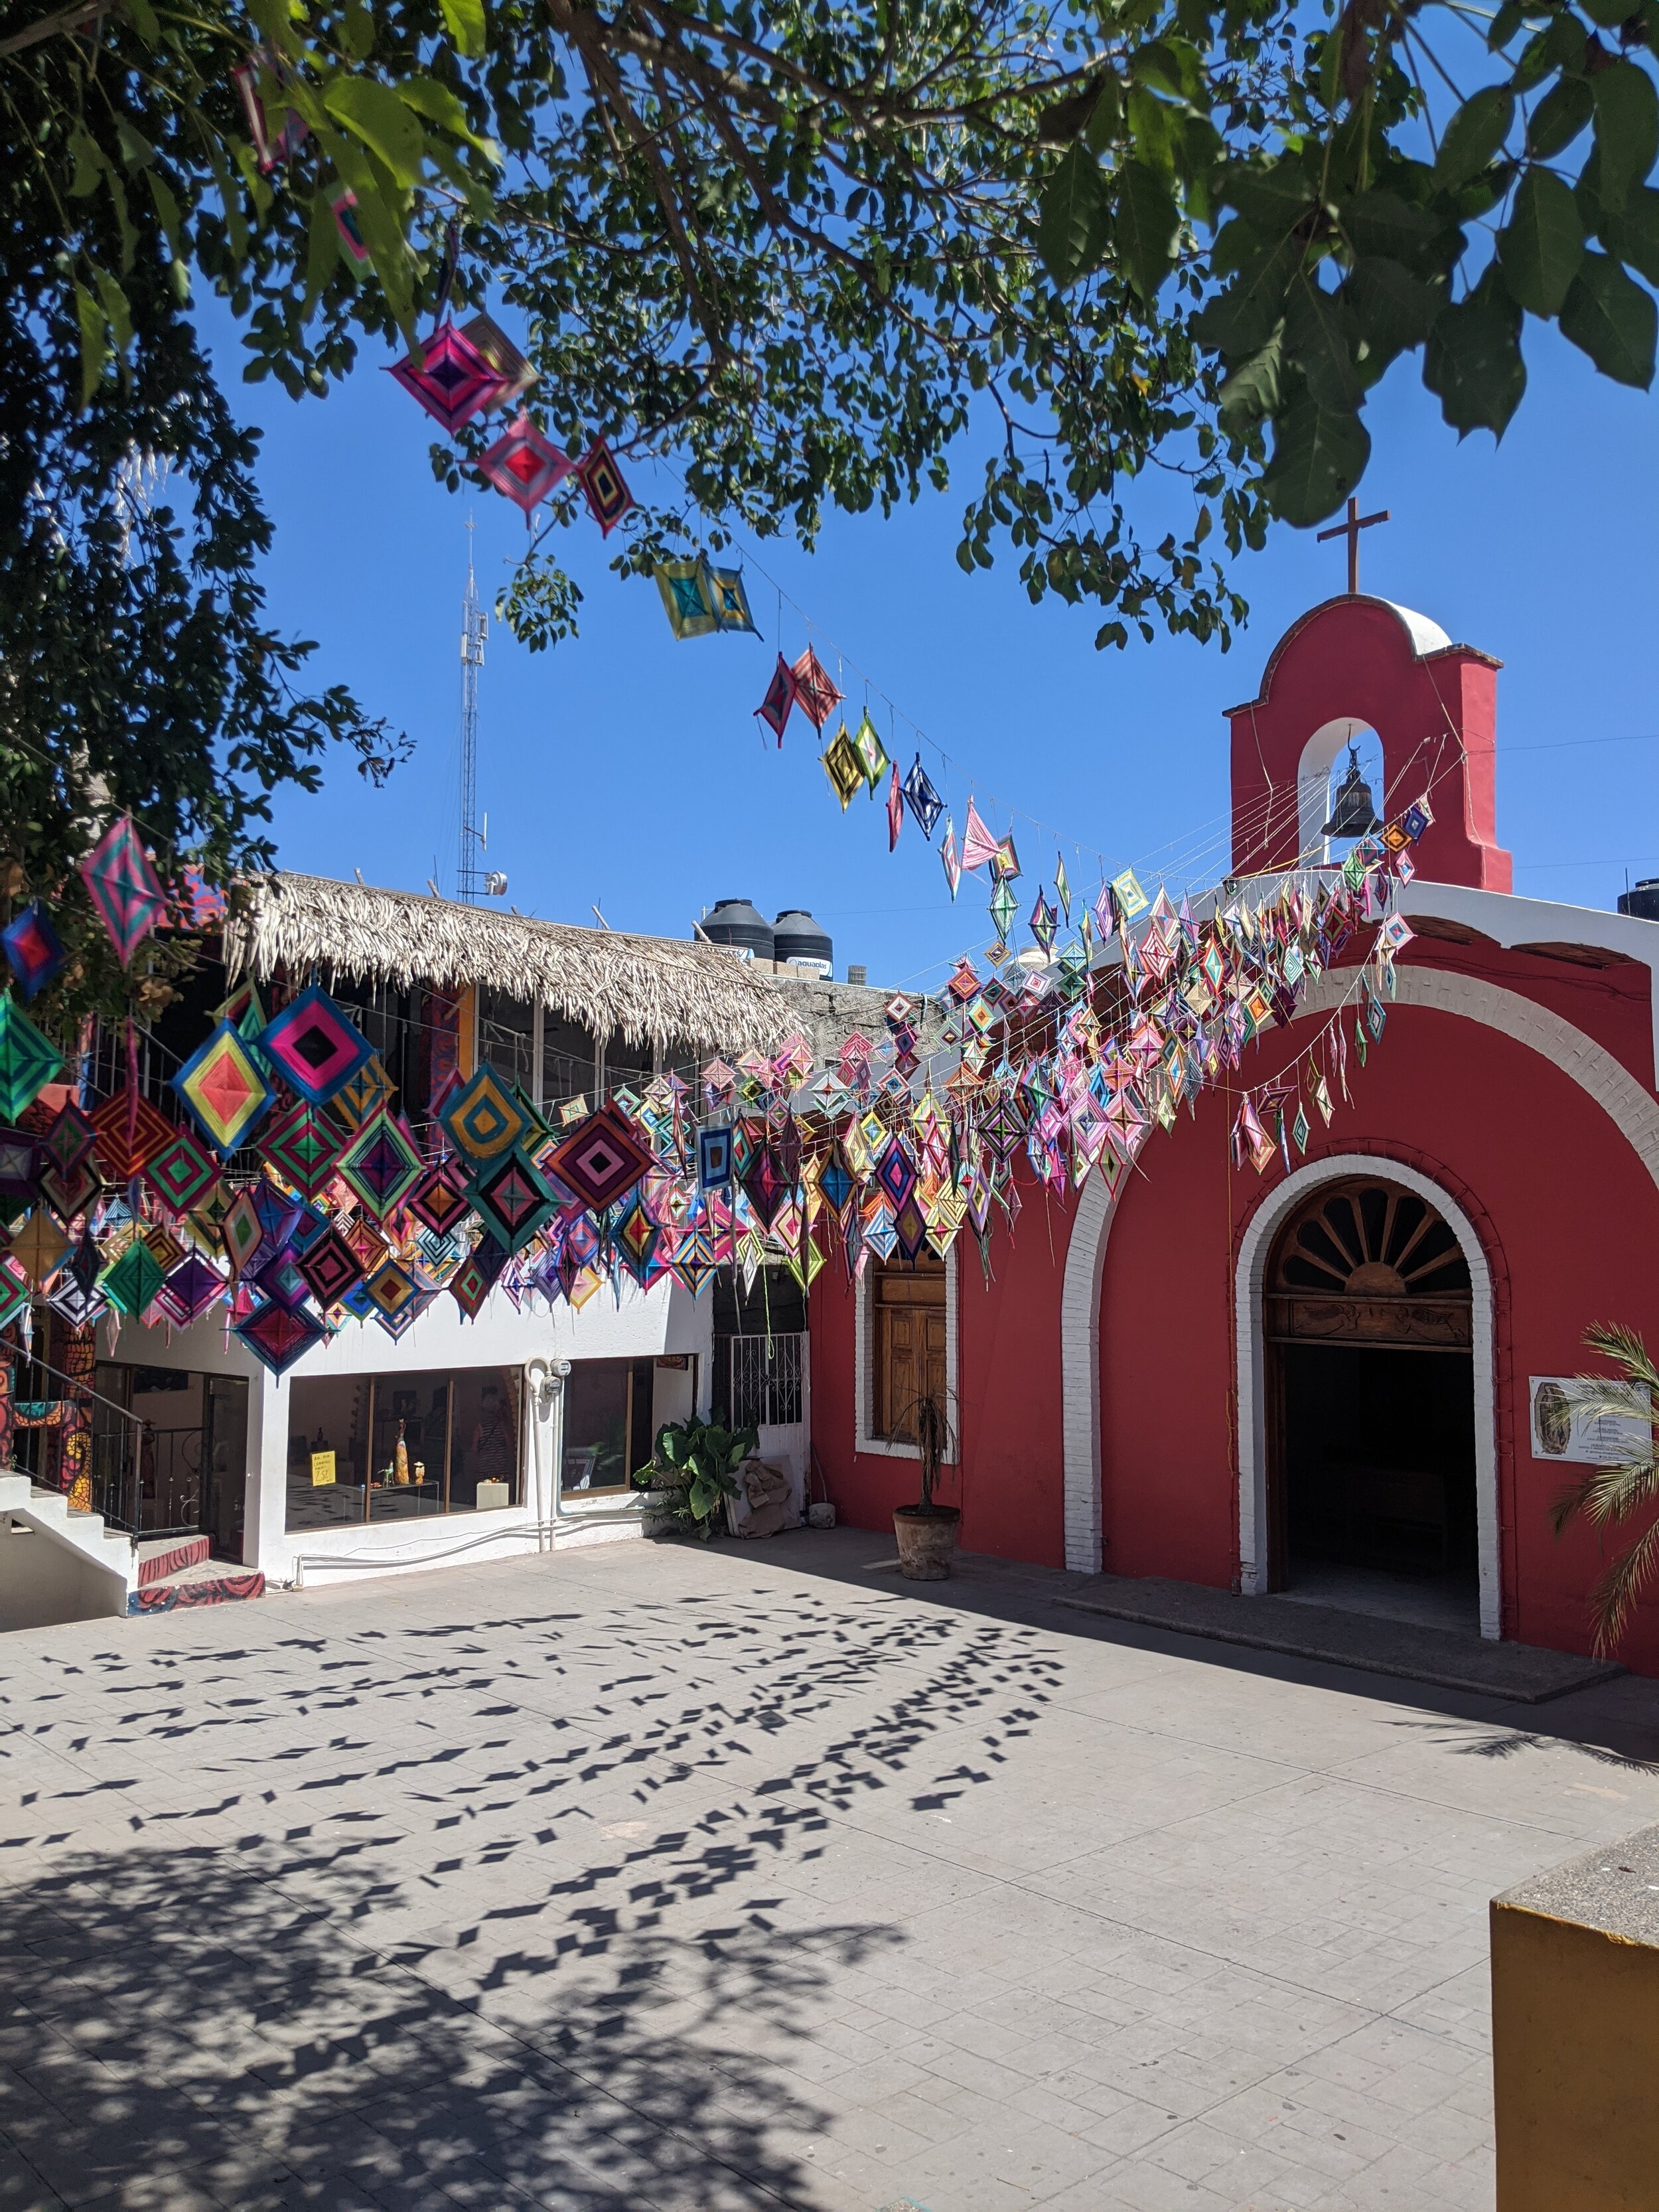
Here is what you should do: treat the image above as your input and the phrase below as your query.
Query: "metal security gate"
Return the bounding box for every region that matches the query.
[729,1333,804,1430]
[726,1332,808,1528]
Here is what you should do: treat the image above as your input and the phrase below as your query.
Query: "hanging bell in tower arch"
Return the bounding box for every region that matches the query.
[1323,744,1381,839]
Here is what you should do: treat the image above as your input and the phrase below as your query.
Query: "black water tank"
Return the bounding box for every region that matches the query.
[1619,880,1659,922]
[774,908,833,976]
[700,898,774,962]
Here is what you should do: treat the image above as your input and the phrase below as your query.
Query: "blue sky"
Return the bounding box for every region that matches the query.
[240,307,1659,997]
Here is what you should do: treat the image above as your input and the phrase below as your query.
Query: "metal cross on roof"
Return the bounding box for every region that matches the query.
[1317,496,1390,595]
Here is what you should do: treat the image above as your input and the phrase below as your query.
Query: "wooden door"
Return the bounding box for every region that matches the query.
[873,1260,946,1441]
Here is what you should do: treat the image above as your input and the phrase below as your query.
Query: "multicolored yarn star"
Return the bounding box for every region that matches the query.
[257,986,374,1106]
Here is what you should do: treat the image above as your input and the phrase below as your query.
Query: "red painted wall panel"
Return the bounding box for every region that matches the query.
[1098,995,1659,1675]
[808,952,1659,1673]
[808,1166,1073,1568]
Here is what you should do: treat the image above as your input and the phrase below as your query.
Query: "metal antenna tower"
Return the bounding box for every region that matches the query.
[457,520,506,901]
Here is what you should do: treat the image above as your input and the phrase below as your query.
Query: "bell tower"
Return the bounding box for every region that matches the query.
[1226,594,1512,893]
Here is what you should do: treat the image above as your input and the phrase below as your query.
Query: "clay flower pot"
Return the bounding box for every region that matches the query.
[894,1505,960,1580]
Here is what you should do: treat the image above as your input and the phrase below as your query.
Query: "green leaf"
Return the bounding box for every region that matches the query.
[1218,160,1317,233]
[1604,186,1659,284]
[1528,76,1595,161]
[1423,283,1526,435]
[1593,63,1659,213]
[1581,0,1632,27]
[1559,250,1658,385]
[93,268,132,356]
[144,168,182,253]
[1216,325,1282,433]
[1434,87,1514,191]
[1498,168,1585,313]
[1037,141,1113,285]
[305,188,338,306]
[323,77,426,189]
[1116,159,1181,302]
[396,76,501,163]
[342,1,375,57]
[72,281,106,407]
[1282,273,1362,409]
[68,124,103,198]
[1124,84,1175,176]
[1340,188,1440,261]
[1190,230,1307,356]
[115,120,156,171]
[1344,258,1441,354]
[1259,398,1370,526]
[1082,78,1122,154]
[439,0,487,60]
[1488,0,1525,49]
[1131,39,1202,100]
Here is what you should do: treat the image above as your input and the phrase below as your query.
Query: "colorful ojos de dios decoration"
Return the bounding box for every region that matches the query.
[0,786,1428,1402]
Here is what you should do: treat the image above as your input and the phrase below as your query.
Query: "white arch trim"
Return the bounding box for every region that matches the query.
[1235,1155,1499,1639]
[1059,963,1659,1589]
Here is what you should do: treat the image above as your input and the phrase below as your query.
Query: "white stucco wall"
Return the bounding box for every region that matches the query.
[101,1272,713,1587]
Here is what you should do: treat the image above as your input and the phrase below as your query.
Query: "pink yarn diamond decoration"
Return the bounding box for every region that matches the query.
[479,411,572,514]
[78,815,166,966]
[389,323,511,435]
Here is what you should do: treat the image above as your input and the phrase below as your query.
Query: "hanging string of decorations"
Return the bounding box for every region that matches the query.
[0,762,1435,1386]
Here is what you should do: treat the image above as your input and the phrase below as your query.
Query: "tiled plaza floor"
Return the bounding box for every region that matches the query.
[4,1528,1659,2212]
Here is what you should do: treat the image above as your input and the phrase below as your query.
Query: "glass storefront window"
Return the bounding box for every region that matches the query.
[285,1366,521,1532]
[562,1357,678,1495]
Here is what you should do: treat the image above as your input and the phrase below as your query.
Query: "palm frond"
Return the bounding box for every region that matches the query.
[1553,1323,1659,1652]
[1567,1374,1657,1426]
[1587,1515,1659,1655]
[1584,1321,1659,1396]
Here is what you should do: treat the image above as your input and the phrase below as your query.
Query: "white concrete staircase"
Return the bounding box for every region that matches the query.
[0,1479,266,1627]
[0,1471,133,1629]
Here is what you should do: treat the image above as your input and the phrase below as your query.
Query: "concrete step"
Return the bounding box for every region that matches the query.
[135,1536,211,1587]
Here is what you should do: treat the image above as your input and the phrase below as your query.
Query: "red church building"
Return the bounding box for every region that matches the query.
[810,589,1659,1676]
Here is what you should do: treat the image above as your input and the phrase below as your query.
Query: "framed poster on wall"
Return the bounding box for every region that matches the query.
[1528,1376,1650,1465]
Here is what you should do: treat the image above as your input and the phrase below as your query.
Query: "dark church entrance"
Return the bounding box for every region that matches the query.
[1265,1177,1479,1630]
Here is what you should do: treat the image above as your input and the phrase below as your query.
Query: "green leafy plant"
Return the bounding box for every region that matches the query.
[1550,1323,1659,1653]
[636,1416,757,1541]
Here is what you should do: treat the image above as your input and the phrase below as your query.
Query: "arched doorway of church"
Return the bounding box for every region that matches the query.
[1264,1175,1479,1629]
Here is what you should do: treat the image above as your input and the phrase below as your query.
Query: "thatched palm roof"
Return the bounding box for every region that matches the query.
[223,873,788,1053]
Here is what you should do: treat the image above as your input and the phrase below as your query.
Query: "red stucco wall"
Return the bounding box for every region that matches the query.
[809,944,1659,1675]
[1098,975,1659,1676]
[809,1164,1074,1568]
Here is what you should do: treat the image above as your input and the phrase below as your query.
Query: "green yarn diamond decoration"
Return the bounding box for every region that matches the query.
[0,994,63,1122]
[100,1237,167,1317]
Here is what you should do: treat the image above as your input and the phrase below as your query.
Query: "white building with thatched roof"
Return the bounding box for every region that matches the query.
[40,874,816,1613]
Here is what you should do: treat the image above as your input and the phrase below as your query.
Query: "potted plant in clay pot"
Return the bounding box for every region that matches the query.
[893,1390,958,1580]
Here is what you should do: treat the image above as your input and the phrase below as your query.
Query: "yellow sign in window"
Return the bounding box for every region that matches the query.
[310,1451,336,1487]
